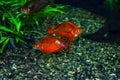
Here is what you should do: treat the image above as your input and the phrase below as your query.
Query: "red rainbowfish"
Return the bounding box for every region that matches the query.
[47,22,83,39]
[34,36,68,53]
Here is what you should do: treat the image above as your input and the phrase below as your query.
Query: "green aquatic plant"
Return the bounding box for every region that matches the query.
[20,4,65,26]
[39,5,65,16]
[0,12,24,53]
[34,4,65,26]
[0,0,65,53]
[0,0,27,12]
[0,12,41,53]
[0,0,28,53]
[105,0,119,9]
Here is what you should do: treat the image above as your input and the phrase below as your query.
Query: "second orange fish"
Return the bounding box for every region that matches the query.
[34,36,68,53]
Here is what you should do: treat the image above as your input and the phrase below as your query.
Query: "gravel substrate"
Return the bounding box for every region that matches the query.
[0,5,120,80]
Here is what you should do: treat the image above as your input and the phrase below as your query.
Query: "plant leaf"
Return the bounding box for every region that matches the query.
[0,37,7,44]
[8,12,22,32]
[0,25,14,34]
[0,37,9,53]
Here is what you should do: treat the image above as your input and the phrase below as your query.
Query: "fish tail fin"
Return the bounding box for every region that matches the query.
[65,39,73,50]
[78,28,83,34]
[33,43,38,49]
[46,26,54,35]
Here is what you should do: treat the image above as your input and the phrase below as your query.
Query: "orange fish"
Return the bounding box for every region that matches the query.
[34,36,68,53]
[47,22,83,39]
[47,22,83,49]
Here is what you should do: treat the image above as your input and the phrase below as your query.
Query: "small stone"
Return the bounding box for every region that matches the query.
[77,67,81,72]
[12,63,17,70]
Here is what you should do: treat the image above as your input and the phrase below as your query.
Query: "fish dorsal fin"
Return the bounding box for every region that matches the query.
[47,26,54,35]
